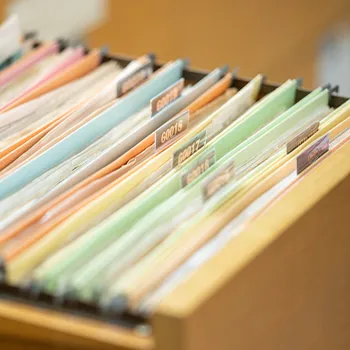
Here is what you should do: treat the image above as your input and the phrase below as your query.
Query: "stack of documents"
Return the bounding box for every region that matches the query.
[0,16,349,319]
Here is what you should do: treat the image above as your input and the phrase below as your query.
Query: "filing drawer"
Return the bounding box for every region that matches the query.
[153,140,350,350]
[0,141,349,350]
[0,55,349,350]
[0,299,153,350]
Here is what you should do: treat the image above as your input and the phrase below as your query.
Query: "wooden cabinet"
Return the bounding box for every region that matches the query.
[0,135,349,350]
[0,60,348,349]
[0,2,350,348]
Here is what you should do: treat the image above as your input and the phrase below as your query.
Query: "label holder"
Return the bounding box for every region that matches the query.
[154,110,190,150]
[151,78,184,116]
[296,133,329,175]
[181,148,216,188]
[172,129,207,168]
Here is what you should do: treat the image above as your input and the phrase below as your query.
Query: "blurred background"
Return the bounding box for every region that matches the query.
[2,0,350,93]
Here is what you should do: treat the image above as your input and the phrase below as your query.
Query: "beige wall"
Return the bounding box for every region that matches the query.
[0,0,6,22]
[87,0,350,88]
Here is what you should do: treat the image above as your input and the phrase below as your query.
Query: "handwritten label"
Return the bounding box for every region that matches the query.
[287,122,320,154]
[155,110,189,150]
[172,130,207,168]
[181,149,216,188]
[151,78,184,116]
[296,134,329,175]
[202,159,235,201]
[116,61,153,97]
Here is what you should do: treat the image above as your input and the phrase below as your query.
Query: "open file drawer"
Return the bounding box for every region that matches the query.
[0,54,349,350]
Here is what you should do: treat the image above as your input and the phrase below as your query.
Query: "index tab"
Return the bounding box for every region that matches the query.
[172,130,207,168]
[116,60,153,97]
[151,78,184,116]
[202,159,235,201]
[155,110,189,150]
[181,149,216,188]
[286,122,319,154]
[296,134,329,175]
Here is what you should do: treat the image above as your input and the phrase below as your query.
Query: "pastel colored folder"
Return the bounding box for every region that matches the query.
[0,65,227,233]
[0,42,59,88]
[101,117,350,309]
[0,69,233,266]
[0,49,102,113]
[3,56,157,171]
[0,47,85,112]
[0,60,120,170]
[0,15,22,68]
[53,87,332,299]
[0,58,186,199]
[11,77,296,286]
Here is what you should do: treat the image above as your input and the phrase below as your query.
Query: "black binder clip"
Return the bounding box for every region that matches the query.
[182,57,190,69]
[0,257,7,283]
[24,31,37,40]
[56,37,69,52]
[219,64,230,77]
[100,45,109,56]
[101,294,129,317]
[322,83,339,94]
[296,77,303,88]
[322,83,332,91]
[231,66,239,80]
[330,85,340,94]
[20,279,43,300]
[60,287,80,308]
[147,52,157,64]
[323,84,340,106]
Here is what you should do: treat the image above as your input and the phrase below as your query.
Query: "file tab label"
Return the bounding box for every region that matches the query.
[155,110,189,150]
[181,149,216,187]
[296,134,329,175]
[172,130,207,168]
[116,61,153,97]
[151,78,184,116]
[202,159,235,201]
[287,122,319,154]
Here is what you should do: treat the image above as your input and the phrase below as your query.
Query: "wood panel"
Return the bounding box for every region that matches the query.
[87,0,350,88]
[0,300,153,350]
[153,140,350,350]
[0,0,6,22]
